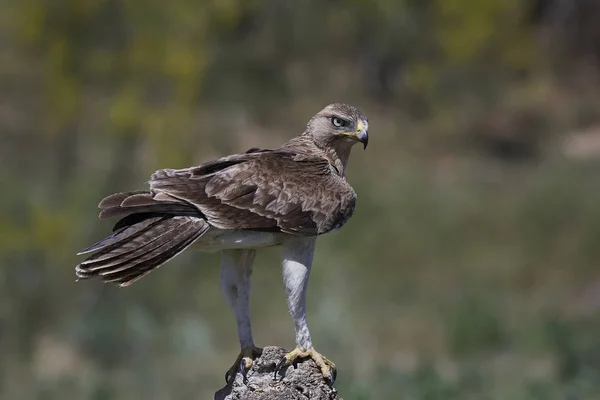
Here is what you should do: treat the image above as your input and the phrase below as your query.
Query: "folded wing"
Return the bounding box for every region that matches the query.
[150,150,356,235]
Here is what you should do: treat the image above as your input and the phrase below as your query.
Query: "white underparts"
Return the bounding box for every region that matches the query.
[195,229,285,252]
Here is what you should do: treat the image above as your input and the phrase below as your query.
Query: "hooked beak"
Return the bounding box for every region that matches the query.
[356,120,369,149]
[357,129,368,149]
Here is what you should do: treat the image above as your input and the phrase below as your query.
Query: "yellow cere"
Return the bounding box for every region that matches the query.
[356,120,365,133]
[340,120,364,136]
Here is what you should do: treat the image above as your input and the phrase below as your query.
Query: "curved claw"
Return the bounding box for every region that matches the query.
[239,358,250,384]
[326,369,337,387]
[274,355,288,381]
[226,358,250,384]
[274,347,336,386]
[225,366,236,384]
[225,346,261,385]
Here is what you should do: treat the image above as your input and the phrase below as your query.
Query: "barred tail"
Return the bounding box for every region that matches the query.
[76,191,209,287]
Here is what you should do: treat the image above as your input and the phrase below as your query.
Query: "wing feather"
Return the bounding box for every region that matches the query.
[149,149,356,235]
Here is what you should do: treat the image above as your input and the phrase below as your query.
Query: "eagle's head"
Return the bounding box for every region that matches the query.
[305,103,369,150]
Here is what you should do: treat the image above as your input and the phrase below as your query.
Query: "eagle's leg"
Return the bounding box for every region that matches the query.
[274,236,337,386]
[220,249,262,384]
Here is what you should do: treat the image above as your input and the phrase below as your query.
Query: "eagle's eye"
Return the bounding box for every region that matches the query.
[331,117,346,128]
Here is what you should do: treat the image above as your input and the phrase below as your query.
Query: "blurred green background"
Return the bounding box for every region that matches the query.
[3,0,600,399]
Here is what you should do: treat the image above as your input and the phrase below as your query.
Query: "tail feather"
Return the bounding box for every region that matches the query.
[98,190,202,220]
[79,216,187,270]
[99,205,198,220]
[98,191,148,209]
[77,190,210,286]
[98,219,198,277]
[100,219,207,287]
[77,216,164,255]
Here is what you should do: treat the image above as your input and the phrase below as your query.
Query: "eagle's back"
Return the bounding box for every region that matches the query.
[149,140,357,236]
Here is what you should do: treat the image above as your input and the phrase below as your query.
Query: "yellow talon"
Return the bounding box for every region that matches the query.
[225,345,262,384]
[274,347,337,385]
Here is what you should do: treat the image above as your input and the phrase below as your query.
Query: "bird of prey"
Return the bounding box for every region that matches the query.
[75,103,369,385]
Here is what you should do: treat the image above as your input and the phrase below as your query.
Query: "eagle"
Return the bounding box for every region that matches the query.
[75,103,369,386]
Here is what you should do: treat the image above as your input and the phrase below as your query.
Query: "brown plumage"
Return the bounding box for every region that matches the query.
[76,103,369,286]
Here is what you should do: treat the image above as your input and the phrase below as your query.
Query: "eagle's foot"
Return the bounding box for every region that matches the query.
[274,347,337,386]
[225,345,262,385]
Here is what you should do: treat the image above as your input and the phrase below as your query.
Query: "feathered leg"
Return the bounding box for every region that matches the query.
[220,249,261,384]
[274,236,336,386]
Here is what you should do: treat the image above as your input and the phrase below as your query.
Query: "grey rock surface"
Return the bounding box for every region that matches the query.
[214,346,343,400]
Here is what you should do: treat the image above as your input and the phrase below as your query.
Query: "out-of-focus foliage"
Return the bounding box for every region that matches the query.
[2,0,600,398]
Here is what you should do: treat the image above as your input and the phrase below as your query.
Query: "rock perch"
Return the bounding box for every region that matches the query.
[215,346,343,400]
